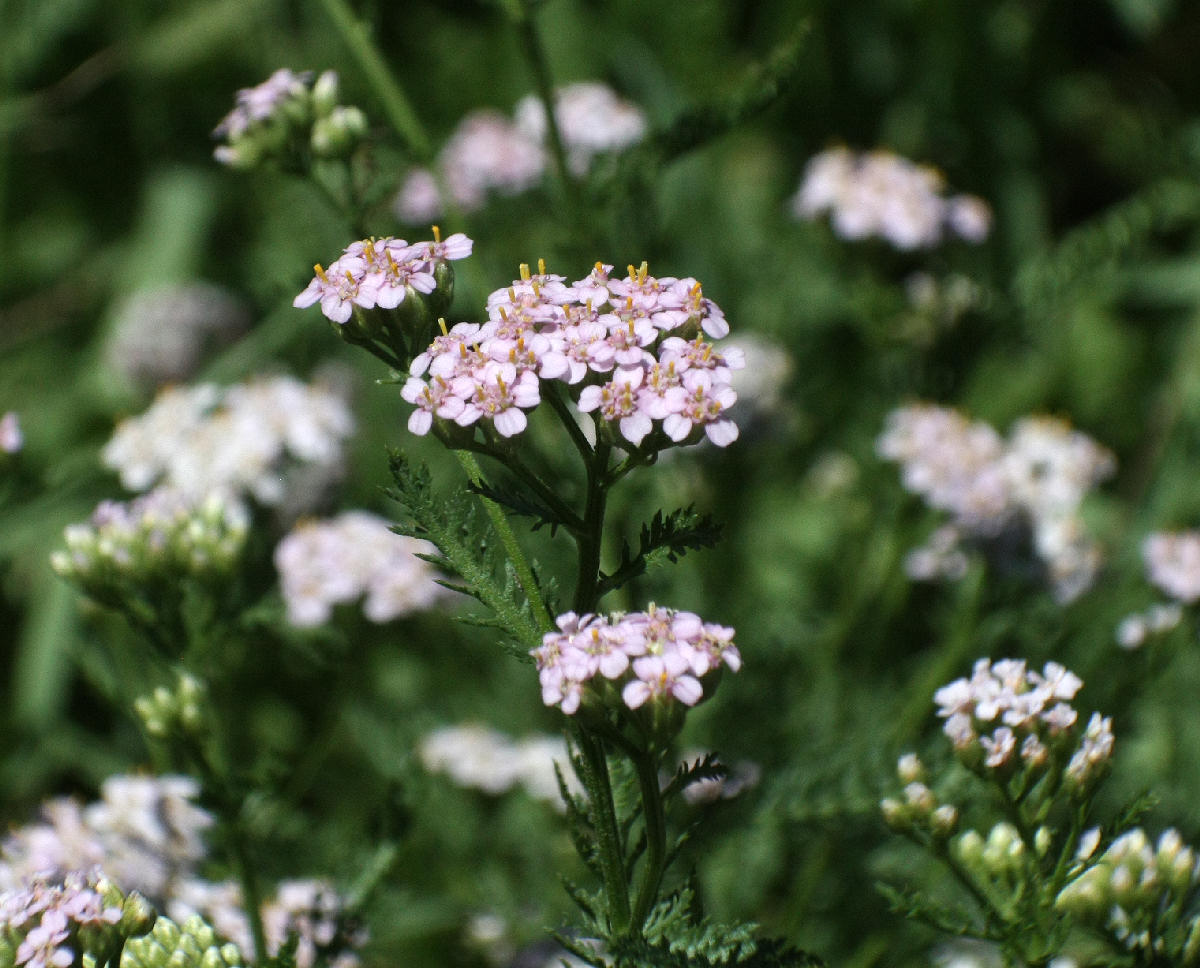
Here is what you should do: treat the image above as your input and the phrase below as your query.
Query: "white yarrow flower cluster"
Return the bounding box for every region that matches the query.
[273,511,448,626]
[0,777,364,968]
[169,879,364,968]
[101,376,355,511]
[791,146,991,249]
[402,261,742,448]
[0,775,212,901]
[293,232,472,325]
[878,404,1115,601]
[394,82,646,221]
[532,606,741,715]
[1115,601,1183,650]
[106,284,249,391]
[934,658,1112,792]
[1142,531,1200,604]
[417,725,581,808]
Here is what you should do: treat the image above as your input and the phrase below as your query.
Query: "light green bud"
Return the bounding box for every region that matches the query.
[1035,826,1053,857]
[955,829,984,867]
[219,944,241,966]
[879,797,909,832]
[930,804,958,839]
[312,70,340,117]
[896,753,924,785]
[1182,914,1200,964]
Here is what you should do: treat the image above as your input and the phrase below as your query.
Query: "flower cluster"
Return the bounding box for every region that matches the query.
[293,231,472,326]
[51,490,248,592]
[101,377,354,512]
[169,880,363,968]
[394,82,646,222]
[0,872,152,968]
[934,658,1113,792]
[1142,530,1200,604]
[0,778,362,968]
[417,725,580,809]
[879,753,959,839]
[401,260,742,449]
[1115,601,1183,650]
[878,404,1115,601]
[1055,828,1200,961]
[213,69,366,170]
[531,606,741,716]
[272,511,448,627]
[0,776,212,901]
[791,146,991,250]
[106,284,249,391]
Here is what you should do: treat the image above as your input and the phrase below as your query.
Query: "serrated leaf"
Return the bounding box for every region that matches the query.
[599,506,722,596]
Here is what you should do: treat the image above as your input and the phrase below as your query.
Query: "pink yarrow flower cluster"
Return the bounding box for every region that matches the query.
[934,658,1113,789]
[294,230,473,324]
[0,873,124,968]
[531,606,741,715]
[402,261,743,448]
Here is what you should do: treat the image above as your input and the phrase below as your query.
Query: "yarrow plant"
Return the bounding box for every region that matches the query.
[791,146,992,250]
[290,205,818,965]
[878,404,1115,602]
[877,657,1200,966]
[394,82,647,222]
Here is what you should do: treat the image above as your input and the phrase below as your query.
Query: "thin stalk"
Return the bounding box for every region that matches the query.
[314,0,432,162]
[574,443,611,613]
[572,725,632,936]
[630,746,667,927]
[504,0,587,239]
[227,818,269,962]
[545,382,596,464]
[453,449,554,630]
[457,437,586,533]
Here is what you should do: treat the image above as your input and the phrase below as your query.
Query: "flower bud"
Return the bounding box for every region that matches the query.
[1035,826,1053,858]
[930,804,958,839]
[311,70,340,117]
[880,797,909,832]
[955,829,984,867]
[896,753,924,785]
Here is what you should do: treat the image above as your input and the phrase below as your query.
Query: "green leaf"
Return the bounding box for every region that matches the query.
[386,450,544,655]
[600,506,723,596]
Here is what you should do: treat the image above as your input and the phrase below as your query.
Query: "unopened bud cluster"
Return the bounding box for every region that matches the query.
[51,490,248,595]
[949,822,1036,921]
[213,69,366,170]
[1055,827,1200,962]
[119,915,243,968]
[0,873,155,968]
[531,606,741,720]
[134,674,207,741]
[879,754,958,839]
[934,658,1112,795]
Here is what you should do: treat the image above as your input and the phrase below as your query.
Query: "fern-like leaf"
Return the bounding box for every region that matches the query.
[600,507,722,596]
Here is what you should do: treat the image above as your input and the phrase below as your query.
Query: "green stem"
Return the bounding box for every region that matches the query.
[457,437,586,533]
[630,745,667,928]
[314,0,433,162]
[453,449,554,630]
[574,443,611,613]
[572,724,632,936]
[504,0,587,240]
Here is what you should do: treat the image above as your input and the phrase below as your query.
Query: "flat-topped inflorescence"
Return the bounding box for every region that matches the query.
[401,260,743,450]
[273,510,449,627]
[791,146,992,250]
[531,606,741,716]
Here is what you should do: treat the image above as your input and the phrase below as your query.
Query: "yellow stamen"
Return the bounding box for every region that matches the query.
[538,258,547,275]
[637,261,649,284]
[314,264,329,283]
[437,317,449,336]
[520,263,532,282]
[432,225,442,243]
[626,264,636,280]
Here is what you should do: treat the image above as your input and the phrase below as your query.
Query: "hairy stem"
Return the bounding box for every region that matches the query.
[572,725,632,937]
[453,449,554,630]
[314,0,432,162]
[574,443,611,613]
[630,745,668,928]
